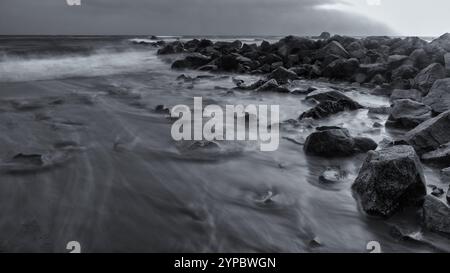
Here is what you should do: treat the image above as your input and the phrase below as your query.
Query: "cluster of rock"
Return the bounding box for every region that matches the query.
[304,126,377,157]
[151,33,450,238]
[155,33,450,93]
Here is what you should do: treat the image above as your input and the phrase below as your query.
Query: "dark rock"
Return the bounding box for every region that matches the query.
[390,89,422,102]
[0,151,72,173]
[305,90,355,103]
[300,99,363,120]
[304,128,376,157]
[322,58,360,79]
[431,187,445,197]
[368,106,392,115]
[316,126,343,131]
[268,67,299,84]
[198,64,217,71]
[373,122,383,128]
[445,53,450,75]
[423,78,450,113]
[319,32,331,40]
[157,41,184,55]
[277,36,316,58]
[171,53,211,70]
[387,55,409,70]
[390,37,427,56]
[259,40,273,52]
[216,54,240,71]
[391,64,419,80]
[423,195,450,236]
[404,110,450,155]
[386,99,432,129]
[421,143,450,164]
[155,104,170,114]
[354,137,379,152]
[352,145,426,217]
[319,167,346,184]
[255,79,289,93]
[317,41,350,59]
[329,35,358,48]
[370,85,392,97]
[409,48,432,70]
[414,63,446,95]
[443,168,450,182]
[430,33,450,52]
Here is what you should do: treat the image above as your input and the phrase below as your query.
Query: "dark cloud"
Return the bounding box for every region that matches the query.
[0,0,394,35]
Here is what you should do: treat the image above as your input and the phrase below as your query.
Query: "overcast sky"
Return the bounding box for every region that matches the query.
[0,0,448,36]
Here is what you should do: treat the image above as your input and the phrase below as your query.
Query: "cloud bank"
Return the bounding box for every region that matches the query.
[0,0,394,35]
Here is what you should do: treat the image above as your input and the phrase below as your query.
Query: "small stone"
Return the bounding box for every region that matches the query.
[431,187,445,197]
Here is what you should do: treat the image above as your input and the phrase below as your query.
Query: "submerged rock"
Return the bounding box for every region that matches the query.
[305,90,356,103]
[154,104,171,114]
[304,127,376,157]
[404,110,450,154]
[299,99,363,120]
[0,152,72,173]
[423,195,450,236]
[319,167,346,184]
[423,78,450,113]
[352,145,426,217]
[386,99,432,129]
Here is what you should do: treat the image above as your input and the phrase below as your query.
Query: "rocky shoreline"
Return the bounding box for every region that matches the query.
[147,33,450,239]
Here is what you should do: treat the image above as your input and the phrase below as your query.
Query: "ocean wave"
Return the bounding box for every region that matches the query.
[0,50,160,82]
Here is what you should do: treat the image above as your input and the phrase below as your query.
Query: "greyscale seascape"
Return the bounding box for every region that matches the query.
[0,33,449,253]
[1,0,450,256]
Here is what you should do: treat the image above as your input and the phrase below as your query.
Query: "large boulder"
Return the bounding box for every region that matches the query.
[268,66,299,84]
[157,41,184,55]
[430,33,450,52]
[322,58,360,79]
[352,145,427,217]
[386,99,432,129]
[387,55,409,70]
[171,53,211,70]
[413,63,446,95]
[423,78,450,113]
[346,41,366,59]
[404,110,450,154]
[422,195,450,236]
[421,142,450,164]
[390,37,428,56]
[391,64,419,80]
[304,127,376,157]
[317,41,350,59]
[319,32,331,40]
[216,54,240,71]
[390,89,422,102]
[409,48,432,70]
[277,36,316,58]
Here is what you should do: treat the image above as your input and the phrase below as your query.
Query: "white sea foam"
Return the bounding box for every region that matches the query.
[0,50,160,82]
